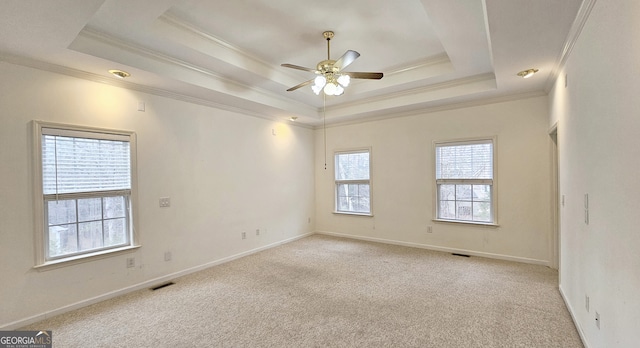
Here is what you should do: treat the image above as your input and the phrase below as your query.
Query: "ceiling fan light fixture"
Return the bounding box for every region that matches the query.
[314,75,327,88]
[337,74,350,87]
[517,68,539,78]
[282,30,383,95]
[311,84,323,95]
[323,82,337,95]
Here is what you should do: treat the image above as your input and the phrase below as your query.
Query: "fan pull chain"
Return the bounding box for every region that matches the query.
[323,94,327,170]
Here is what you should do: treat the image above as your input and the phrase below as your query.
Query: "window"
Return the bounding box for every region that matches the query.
[334,149,371,215]
[34,122,138,267]
[435,138,495,224]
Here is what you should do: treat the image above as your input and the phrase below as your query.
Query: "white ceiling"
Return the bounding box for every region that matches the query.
[0,0,584,126]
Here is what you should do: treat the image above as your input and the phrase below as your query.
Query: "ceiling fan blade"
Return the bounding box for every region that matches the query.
[281,63,318,73]
[286,79,314,92]
[344,72,384,79]
[334,50,360,71]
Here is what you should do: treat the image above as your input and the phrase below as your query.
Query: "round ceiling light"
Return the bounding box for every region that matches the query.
[108,69,131,79]
[517,68,539,78]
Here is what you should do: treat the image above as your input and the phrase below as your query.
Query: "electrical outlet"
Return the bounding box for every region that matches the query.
[595,311,600,329]
[308,217,311,223]
[256,229,260,236]
[164,251,172,262]
[427,226,433,233]
[126,257,135,268]
[159,197,171,208]
[585,295,590,312]
[242,232,246,240]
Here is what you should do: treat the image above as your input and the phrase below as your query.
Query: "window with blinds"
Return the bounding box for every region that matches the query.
[435,139,495,224]
[34,122,137,265]
[335,150,371,214]
[42,135,131,195]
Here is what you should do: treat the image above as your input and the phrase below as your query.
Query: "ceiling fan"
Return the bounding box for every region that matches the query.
[281,31,383,96]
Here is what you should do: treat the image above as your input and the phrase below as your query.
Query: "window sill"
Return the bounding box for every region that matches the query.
[333,211,374,217]
[34,245,141,272]
[432,219,499,227]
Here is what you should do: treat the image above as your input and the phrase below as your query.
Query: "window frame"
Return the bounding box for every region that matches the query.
[32,121,140,270]
[333,148,373,216]
[433,137,498,226]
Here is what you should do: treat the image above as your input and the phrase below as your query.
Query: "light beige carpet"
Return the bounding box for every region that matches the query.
[22,235,583,347]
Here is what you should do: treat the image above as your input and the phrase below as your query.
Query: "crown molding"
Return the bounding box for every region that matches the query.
[326,72,496,114]
[77,27,248,91]
[544,0,597,92]
[156,11,303,88]
[318,90,546,129]
[0,54,314,129]
[384,53,451,76]
[158,11,275,73]
[73,27,317,117]
[1,52,129,87]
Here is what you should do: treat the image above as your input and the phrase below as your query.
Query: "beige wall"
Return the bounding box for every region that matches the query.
[549,0,640,346]
[0,62,316,328]
[315,96,553,264]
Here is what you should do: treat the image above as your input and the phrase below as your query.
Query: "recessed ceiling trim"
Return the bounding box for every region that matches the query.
[75,27,235,85]
[1,52,129,86]
[71,28,317,118]
[328,73,497,112]
[0,54,316,129]
[480,0,496,79]
[347,55,455,96]
[156,11,302,88]
[159,11,242,53]
[320,90,547,129]
[385,53,451,76]
[419,0,493,72]
[324,73,497,122]
[545,0,597,92]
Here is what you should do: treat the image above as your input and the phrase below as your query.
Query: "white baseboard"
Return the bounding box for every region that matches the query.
[315,230,550,266]
[559,285,590,348]
[1,232,313,330]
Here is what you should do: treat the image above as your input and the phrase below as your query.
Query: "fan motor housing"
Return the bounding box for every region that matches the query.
[317,60,339,75]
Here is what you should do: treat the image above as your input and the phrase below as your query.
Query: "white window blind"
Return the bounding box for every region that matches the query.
[42,133,131,195]
[435,141,493,181]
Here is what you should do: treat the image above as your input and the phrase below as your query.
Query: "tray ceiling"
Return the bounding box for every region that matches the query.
[0,0,584,125]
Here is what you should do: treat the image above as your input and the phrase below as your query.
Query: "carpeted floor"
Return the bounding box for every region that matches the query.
[22,235,583,347]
